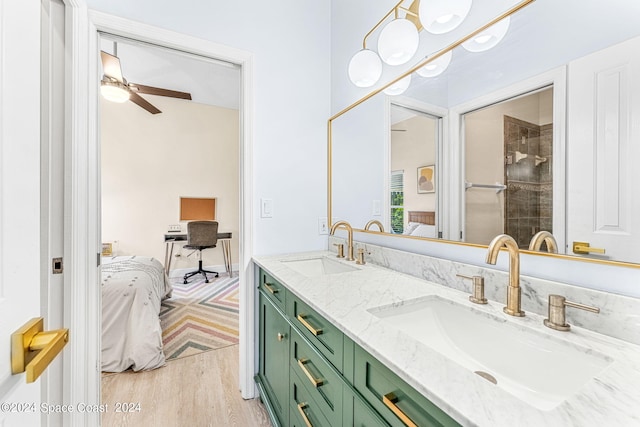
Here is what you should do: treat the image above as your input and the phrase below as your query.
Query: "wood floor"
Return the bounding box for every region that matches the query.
[101,344,271,427]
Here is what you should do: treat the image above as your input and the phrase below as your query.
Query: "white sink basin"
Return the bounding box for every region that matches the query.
[282,257,359,277]
[369,296,613,410]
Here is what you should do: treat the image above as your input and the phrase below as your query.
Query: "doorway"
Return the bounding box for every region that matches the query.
[62,9,257,424]
[463,87,553,247]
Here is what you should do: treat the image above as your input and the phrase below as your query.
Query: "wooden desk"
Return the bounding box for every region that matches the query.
[164,232,232,277]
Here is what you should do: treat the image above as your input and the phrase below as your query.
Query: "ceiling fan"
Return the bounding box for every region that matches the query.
[100,48,192,114]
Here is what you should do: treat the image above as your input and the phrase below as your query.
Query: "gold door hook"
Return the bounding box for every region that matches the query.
[11,317,69,383]
[572,241,606,255]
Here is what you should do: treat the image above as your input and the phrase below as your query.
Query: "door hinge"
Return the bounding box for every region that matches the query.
[97,253,101,267]
[52,257,63,274]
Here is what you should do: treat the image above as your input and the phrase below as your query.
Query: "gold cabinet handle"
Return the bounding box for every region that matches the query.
[296,314,323,336]
[11,317,69,383]
[264,283,279,294]
[383,392,417,427]
[297,402,313,427]
[297,358,324,388]
[277,332,285,342]
[572,241,605,255]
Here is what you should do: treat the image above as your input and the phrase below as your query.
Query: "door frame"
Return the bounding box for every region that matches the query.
[64,3,255,425]
[448,66,567,250]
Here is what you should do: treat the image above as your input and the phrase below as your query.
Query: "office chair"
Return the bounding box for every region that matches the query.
[183,221,220,284]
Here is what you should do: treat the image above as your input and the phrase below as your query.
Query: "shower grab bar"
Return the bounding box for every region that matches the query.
[465,181,507,193]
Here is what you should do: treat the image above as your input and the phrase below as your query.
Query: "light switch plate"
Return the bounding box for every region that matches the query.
[261,198,273,218]
[372,200,381,216]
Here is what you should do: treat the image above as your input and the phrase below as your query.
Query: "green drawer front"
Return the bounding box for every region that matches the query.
[288,295,344,372]
[352,393,389,427]
[290,370,333,427]
[259,268,286,310]
[290,327,343,427]
[354,346,461,427]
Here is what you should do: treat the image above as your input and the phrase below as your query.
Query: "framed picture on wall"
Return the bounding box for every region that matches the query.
[417,165,435,194]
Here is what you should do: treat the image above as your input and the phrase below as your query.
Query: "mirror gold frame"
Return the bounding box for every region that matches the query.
[327,0,640,270]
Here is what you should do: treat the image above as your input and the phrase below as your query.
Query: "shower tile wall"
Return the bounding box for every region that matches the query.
[504,116,553,248]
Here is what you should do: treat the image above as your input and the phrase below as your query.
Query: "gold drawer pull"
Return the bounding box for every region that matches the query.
[572,241,605,255]
[297,358,324,388]
[297,402,313,427]
[297,314,323,336]
[264,283,279,294]
[383,392,417,427]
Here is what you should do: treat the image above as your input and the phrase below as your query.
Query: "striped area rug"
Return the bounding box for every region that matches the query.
[160,272,239,361]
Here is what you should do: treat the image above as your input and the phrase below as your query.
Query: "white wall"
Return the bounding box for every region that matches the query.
[88,0,331,256]
[101,96,239,271]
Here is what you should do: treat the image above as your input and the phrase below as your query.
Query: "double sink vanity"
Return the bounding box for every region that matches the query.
[253,237,640,426]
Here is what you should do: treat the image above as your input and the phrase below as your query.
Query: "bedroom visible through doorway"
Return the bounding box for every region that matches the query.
[99,34,242,375]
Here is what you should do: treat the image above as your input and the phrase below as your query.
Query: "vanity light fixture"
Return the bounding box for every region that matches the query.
[100,78,130,103]
[347,0,516,89]
[348,0,473,88]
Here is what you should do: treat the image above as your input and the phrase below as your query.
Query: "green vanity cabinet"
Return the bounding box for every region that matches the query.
[257,291,290,426]
[353,345,461,427]
[256,267,460,427]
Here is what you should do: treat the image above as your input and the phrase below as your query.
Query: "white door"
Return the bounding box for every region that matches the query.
[566,35,640,262]
[0,1,61,425]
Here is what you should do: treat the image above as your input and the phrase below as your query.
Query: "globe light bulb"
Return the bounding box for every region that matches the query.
[378,18,419,66]
[348,49,383,88]
[462,16,511,52]
[420,0,472,34]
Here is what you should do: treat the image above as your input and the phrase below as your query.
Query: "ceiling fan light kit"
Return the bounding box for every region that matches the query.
[347,0,515,89]
[99,48,192,114]
[100,79,130,103]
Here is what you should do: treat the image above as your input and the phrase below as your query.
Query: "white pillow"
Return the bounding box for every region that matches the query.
[410,224,436,238]
[402,222,421,235]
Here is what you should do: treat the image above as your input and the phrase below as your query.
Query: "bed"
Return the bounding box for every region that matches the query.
[404,211,437,238]
[101,255,173,372]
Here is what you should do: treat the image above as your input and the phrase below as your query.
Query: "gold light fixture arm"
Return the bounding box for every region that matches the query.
[362,0,411,49]
[11,317,69,383]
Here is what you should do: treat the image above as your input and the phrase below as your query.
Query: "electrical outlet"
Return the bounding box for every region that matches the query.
[372,200,381,216]
[168,224,181,232]
[318,217,328,235]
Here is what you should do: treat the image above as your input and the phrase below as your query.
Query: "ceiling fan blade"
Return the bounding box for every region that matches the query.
[100,51,125,83]
[129,91,161,114]
[129,83,192,100]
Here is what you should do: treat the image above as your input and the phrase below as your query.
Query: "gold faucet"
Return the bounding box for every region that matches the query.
[364,220,385,232]
[528,231,558,253]
[486,234,525,317]
[330,220,355,261]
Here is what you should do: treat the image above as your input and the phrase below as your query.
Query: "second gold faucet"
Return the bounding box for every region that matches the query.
[486,234,525,317]
[330,220,355,261]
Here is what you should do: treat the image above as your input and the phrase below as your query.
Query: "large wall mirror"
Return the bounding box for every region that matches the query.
[330,0,640,266]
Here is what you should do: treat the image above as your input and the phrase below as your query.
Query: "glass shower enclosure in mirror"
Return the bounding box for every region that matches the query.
[329,0,640,265]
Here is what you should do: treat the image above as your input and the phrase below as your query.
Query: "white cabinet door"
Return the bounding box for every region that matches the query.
[0,1,47,425]
[566,35,640,262]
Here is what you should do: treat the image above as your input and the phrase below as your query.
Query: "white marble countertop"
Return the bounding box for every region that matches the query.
[253,251,640,427]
